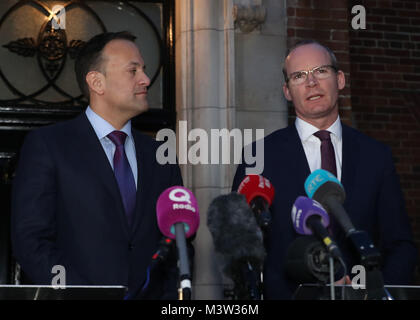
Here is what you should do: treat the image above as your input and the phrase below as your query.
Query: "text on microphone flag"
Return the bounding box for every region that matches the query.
[172,203,196,213]
[304,169,342,198]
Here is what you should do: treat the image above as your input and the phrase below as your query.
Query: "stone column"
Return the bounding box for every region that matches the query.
[175,0,236,299]
[175,0,288,299]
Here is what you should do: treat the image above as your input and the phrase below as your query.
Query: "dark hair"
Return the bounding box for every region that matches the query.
[282,39,339,83]
[75,31,137,100]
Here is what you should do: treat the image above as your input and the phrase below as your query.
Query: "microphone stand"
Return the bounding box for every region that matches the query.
[329,257,335,300]
[242,262,262,300]
[347,230,392,300]
[244,196,271,300]
[250,197,270,262]
[249,197,269,299]
[229,261,262,300]
[324,197,392,300]
[175,223,192,300]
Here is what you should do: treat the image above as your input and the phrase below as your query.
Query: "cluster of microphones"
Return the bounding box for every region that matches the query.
[127,169,390,300]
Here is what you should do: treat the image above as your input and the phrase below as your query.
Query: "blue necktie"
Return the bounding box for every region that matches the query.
[108,131,136,227]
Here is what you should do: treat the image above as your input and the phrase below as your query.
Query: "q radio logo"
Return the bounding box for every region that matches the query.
[169,188,196,213]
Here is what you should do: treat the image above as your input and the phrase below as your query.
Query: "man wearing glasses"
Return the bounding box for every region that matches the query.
[232,40,417,299]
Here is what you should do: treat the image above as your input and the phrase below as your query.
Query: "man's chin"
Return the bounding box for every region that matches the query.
[125,104,148,119]
[135,102,149,113]
[297,105,338,120]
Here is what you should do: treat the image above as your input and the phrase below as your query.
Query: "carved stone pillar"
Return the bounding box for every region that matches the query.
[175,0,288,299]
[233,1,266,33]
[175,0,236,299]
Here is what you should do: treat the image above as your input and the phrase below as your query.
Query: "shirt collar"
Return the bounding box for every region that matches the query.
[85,106,132,140]
[295,115,342,142]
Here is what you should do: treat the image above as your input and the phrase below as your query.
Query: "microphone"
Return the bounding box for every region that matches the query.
[286,235,341,284]
[237,175,275,229]
[126,237,175,300]
[291,196,343,260]
[156,186,200,300]
[207,192,265,300]
[150,237,175,266]
[304,170,389,300]
[304,169,381,267]
[304,169,355,235]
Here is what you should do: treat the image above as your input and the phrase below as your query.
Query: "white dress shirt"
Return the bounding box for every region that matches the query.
[85,106,138,188]
[295,116,343,181]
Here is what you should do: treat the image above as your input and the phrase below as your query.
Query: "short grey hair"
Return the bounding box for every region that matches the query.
[282,40,339,83]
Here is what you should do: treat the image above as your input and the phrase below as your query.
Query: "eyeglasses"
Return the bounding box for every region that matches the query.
[286,65,338,86]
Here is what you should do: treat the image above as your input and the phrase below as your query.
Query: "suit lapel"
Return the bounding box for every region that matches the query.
[341,123,360,204]
[72,113,131,238]
[267,125,310,235]
[284,125,311,191]
[130,130,156,238]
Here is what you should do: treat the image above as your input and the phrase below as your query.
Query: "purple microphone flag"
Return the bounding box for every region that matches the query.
[291,196,330,235]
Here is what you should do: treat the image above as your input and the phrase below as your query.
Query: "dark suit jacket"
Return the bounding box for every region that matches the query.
[232,123,418,299]
[11,113,184,299]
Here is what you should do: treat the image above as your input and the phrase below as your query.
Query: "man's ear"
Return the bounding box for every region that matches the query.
[283,83,292,101]
[337,70,346,90]
[86,71,105,96]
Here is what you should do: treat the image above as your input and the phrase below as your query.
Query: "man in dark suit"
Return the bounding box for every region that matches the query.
[11,32,183,299]
[232,40,418,299]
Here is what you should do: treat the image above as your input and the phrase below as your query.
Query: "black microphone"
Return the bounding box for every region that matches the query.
[286,235,341,284]
[150,237,175,267]
[207,192,265,300]
[126,237,175,300]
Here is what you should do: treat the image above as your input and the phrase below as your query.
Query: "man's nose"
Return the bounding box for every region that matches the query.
[305,71,318,87]
[139,72,151,87]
